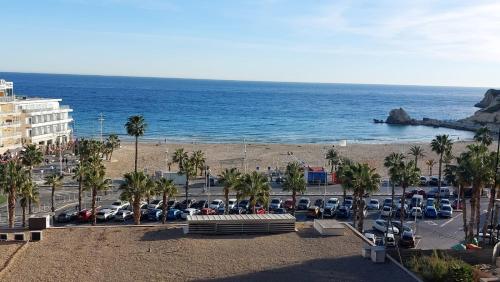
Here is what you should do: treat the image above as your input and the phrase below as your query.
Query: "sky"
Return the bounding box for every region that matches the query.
[1,0,500,87]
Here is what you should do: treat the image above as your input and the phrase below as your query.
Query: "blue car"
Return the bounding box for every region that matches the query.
[148,209,163,221]
[167,209,182,220]
[424,206,438,218]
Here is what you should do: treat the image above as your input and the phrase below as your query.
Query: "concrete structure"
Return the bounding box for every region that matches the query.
[186,214,296,234]
[0,79,73,153]
[313,219,345,236]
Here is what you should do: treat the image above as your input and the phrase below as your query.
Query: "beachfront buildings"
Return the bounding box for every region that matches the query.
[0,79,73,153]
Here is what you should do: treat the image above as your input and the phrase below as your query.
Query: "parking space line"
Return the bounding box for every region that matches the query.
[440,214,461,228]
[414,238,421,249]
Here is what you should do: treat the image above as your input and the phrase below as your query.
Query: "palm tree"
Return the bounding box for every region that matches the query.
[72,163,88,211]
[155,178,178,224]
[192,150,206,176]
[172,148,188,171]
[425,159,436,177]
[20,144,43,214]
[0,160,27,228]
[125,115,147,173]
[341,162,381,232]
[120,171,151,225]
[431,134,453,204]
[236,171,271,214]
[397,160,421,229]
[408,145,425,169]
[219,168,242,215]
[282,162,307,215]
[105,134,121,161]
[325,148,340,173]
[84,157,110,226]
[384,152,405,222]
[44,173,63,213]
[445,158,470,240]
[474,126,493,146]
[179,155,197,202]
[19,180,39,227]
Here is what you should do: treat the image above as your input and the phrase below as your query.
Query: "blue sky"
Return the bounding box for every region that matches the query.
[1,0,500,87]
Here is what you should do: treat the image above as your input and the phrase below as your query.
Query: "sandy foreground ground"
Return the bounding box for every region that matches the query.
[0,224,410,282]
[105,141,482,179]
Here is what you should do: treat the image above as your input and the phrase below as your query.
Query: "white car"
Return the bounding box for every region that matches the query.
[148,199,163,210]
[385,233,396,247]
[380,206,392,217]
[364,233,376,244]
[367,199,380,210]
[114,210,133,221]
[439,205,453,218]
[440,199,451,208]
[410,207,423,218]
[373,219,399,234]
[110,200,130,210]
[96,208,117,221]
[209,199,224,210]
[325,198,339,210]
[227,198,237,209]
[181,208,200,219]
[270,198,282,210]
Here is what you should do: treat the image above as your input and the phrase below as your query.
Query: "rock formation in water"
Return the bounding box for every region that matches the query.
[380,89,499,133]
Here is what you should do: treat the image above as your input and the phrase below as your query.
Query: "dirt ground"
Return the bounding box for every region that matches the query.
[0,224,412,282]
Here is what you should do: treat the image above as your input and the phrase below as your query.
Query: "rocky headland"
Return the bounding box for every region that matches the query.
[380,89,500,133]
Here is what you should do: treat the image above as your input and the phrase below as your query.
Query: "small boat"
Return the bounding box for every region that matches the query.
[373,119,385,124]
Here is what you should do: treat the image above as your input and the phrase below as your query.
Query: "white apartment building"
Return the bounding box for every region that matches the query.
[0,79,73,153]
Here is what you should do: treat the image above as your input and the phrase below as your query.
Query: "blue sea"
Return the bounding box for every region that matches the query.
[0,72,486,144]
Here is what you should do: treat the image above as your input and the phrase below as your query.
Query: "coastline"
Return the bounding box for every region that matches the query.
[104,140,483,179]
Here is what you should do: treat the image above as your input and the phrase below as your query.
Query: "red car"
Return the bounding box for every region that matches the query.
[255,207,266,214]
[283,199,294,210]
[201,208,217,215]
[77,209,92,222]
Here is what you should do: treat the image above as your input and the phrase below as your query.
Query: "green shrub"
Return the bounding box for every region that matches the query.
[408,251,473,282]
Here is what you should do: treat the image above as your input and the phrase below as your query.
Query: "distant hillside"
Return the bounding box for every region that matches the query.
[462,89,500,125]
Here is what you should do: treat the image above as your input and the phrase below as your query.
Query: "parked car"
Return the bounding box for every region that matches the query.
[364,233,376,245]
[297,198,311,210]
[380,206,392,218]
[227,198,237,209]
[429,177,439,186]
[57,210,78,223]
[254,207,266,214]
[373,219,399,234]
[343,199,353,210]
[439,205,453,218]
[440,187,451,198]
[270,198,282,210]
[410,207,423,218]
[382,198,393,208]
[336,206,350,219]
[148,199,163,210]
[385,233,396,247]
[209,199,224,210]
[77,209,92,222]
[181,208,200,220]
[110,200,130,211]
[367,199,380,210]
[394,207,408,219]
[229,206,246,214]
[140,203,149,219]
[324,198,339,210]
[440,199,451,208]
[314,199,324,208]
[399,231,416,248]
[201,208,217,215]
[168,200,180,209]
[148,208,163,221]
[307,206,321,218]
[419,176,428,186]
[424,206,438,218]
[179,199,196,209]
[191,199,207,209]
[96,208,116,221]
[273,208,287,214]
[391,221,413,235]
[426,198,436,208]
[238,200,250,210]
[115,210,133,221]
[283,199,294,210]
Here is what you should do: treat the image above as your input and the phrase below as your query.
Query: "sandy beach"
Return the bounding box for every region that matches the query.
[104,140,482,179]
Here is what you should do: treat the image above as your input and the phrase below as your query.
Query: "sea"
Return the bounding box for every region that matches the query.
[0,72,486,144]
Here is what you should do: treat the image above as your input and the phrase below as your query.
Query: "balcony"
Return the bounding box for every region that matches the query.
[22,105,72,114]
[0,121,21,127]
[30,117,73,126]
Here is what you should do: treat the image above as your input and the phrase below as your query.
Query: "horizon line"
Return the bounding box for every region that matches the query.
[0,70,490,90]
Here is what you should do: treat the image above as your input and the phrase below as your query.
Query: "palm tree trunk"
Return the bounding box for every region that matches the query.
[224,187,229,215]
[51,185,55,212]
[482,185,496,239]
[185,175,189,203]
[91,188,97,226]
[352,192,358,228]
[437,155,443,206]
[401,186,406,231]
[8,189,15,228]
[109,149,113,161]
[460,185,468,240]
[475,186,481,238]
[292,191,296,215]
[133,196,141,225]
[134,135,138,173]
[78,175,83,211]
[357,190,365,232]
[22,204,26,227]
[28,167,33,214]
[162,193,167,224]
[468,188,477,241]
